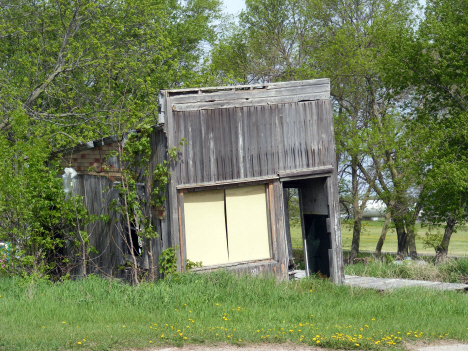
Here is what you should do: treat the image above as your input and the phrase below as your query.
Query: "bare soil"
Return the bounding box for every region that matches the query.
[133,340,468,351]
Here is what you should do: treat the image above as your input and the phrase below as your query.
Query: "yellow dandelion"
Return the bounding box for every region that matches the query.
[149,341,152,343]
[77,342,81,345]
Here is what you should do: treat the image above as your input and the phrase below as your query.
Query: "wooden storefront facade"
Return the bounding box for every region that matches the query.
[58,79,344,283]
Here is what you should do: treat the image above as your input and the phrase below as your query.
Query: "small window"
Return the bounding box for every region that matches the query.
[183,185,271,266]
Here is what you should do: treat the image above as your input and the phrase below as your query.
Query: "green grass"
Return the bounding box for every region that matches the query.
[1,273,468,351]
[290,221,468,256]
[344,258,468,283]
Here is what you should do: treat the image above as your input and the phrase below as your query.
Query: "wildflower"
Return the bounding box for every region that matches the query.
[149,341,152,343]
[77,342,81,345]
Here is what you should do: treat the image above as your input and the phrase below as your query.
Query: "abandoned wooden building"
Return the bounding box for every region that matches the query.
[58,79,345,283]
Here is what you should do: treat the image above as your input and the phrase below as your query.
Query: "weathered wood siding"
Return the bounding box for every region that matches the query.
[72,175,123,276]
[170,100,334,185]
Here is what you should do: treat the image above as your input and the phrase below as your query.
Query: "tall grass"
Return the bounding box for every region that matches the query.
[0,272,467,351]
[345,257,468,283]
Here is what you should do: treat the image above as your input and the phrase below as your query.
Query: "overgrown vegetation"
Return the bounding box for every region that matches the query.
[0,272,467,351]
[345,257,468,284]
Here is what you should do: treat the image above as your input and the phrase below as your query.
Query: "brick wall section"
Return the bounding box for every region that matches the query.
[59,142,120,174]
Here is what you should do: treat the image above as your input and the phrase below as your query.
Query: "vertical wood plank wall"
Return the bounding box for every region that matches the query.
[170,101,334,184]
[72,175,123,276]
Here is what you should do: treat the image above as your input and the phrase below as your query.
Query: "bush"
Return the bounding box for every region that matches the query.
[0,110,96,279]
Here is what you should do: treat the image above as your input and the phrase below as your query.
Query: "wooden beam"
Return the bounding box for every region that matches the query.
[170,84,329,105]
[278,166,334,181]
[164,78,330,96]
[172,93,330,112]
[176,175,279,190]
[177,191,186,273]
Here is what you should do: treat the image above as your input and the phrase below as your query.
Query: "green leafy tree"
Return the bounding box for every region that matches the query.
[0,0,221,146]
[213,0,419,260]
[381,0,468,260]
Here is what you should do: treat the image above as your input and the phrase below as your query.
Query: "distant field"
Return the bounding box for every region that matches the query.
[290,220,468,256]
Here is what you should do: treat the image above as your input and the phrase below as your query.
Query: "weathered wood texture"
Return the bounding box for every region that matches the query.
[191,259,287,279]
[168,100,335,185]
[72,175,123,276]
[143,128,169,278]
[168,79,330,110]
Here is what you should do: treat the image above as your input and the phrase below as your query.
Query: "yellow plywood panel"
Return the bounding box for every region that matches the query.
[225,185,271,262]
[184,190,229,266]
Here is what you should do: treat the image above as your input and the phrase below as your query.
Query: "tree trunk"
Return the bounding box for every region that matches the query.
[394,219,409,259]
[349,154,360,262]
[375,211,391,257]
[435,217,456,264]
[406,219,418,260]
[350,217,362,262]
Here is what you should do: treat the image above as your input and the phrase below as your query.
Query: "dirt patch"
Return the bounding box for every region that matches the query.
[141,342,335,351]
[404,340,468,351]
[133,341,468,351]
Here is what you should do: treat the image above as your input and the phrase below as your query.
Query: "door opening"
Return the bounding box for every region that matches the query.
[283,177,332,277]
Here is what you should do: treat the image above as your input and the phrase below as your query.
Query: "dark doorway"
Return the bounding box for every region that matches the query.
[283,177,332,277]
[303,214,330,276]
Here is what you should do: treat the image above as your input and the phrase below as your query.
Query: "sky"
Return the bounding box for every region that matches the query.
[223,0,246,16]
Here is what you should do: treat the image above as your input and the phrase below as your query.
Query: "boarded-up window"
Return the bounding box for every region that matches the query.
[183,190,229,266]
[225,186,271,262]
[183,185,271,266]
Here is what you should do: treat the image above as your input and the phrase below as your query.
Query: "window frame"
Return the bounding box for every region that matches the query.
[178,180,276,270]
